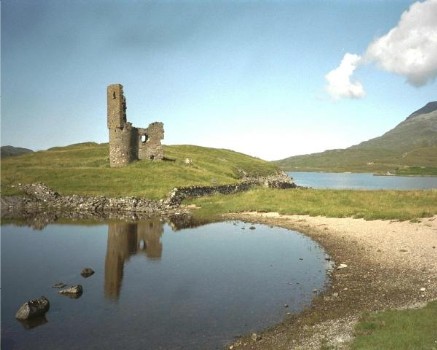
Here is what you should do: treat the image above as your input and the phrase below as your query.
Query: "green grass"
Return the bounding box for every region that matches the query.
[352,301,437,350]
[1,142,279,199]
[188,188,437,221]
[274,148,403,173]
[393,166,437,176]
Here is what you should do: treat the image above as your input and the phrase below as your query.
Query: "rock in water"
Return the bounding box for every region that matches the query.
[80,268,95,278]
[58,285,83,297]
[15,296,50,320]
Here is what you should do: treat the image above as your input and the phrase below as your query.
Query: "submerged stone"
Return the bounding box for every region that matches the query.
[58,285,83,298]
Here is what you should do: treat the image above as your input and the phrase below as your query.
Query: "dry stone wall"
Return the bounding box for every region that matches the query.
[165,172,297,206]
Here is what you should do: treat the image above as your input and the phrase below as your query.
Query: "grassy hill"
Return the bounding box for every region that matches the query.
[1,145,33,158]
[1,143,279,199]
[274,102,437,174]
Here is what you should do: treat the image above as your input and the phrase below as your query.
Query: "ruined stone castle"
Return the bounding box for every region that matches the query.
[107,84,164,167]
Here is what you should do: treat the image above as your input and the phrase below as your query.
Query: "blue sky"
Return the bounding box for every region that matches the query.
[2,0,436,160]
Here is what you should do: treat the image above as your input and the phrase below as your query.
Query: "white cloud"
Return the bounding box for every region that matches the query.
[326,0,437,99]
[325,53,365,100]
[365,0,437,86]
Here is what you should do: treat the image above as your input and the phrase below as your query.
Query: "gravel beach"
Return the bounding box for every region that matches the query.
[226,213,437,349]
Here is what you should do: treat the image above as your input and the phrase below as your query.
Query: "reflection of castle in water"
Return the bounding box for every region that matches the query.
[104,219,163,300]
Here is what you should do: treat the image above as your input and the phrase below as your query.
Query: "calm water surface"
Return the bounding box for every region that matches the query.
[2,219,331,350]
[289,172,437,190]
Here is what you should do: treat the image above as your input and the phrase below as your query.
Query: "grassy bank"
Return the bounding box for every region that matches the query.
[392,166,437,176]
[1,143,278,199]
[188,188,437,221]
[352,301,437,349]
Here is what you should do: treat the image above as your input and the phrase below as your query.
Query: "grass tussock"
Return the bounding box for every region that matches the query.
[352,301,437,349]
[189,188,437,221]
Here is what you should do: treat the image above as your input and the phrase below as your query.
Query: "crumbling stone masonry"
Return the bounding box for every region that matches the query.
[107,84,164,167]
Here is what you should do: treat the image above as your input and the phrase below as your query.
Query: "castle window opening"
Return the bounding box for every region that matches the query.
[139,240,145,250]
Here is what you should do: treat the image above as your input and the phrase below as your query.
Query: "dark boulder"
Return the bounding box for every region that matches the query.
[81,267,95,278]
[15,296,50,320]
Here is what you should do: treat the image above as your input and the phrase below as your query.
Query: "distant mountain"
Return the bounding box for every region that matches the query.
[274,102,437,174]
[406,101,437,120]
[1,146,33,158]
[351,102,437,152]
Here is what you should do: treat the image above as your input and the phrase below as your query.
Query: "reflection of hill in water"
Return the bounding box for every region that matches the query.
[105,219,164,300]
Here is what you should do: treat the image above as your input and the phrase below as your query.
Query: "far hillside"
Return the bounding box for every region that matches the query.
[1,143,279,199]
[274,102,437,175]
[1,145,33,158]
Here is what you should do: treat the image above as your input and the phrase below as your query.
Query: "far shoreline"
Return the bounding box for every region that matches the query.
[287,169,437,177]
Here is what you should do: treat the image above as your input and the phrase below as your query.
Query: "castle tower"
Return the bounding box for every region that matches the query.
[107,84,138,167]
[107,84,126,130]
[107,83,164,167]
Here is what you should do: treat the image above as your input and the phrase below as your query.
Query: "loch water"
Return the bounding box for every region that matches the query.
[1,219,331,350]
[289,172,437,190]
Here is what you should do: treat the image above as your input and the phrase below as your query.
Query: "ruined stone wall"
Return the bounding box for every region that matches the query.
[107,83,164,167]
[164,173,297,206]
[138,122,164,160]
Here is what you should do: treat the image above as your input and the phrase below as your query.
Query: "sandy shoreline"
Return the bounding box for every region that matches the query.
[226,213,437,349]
